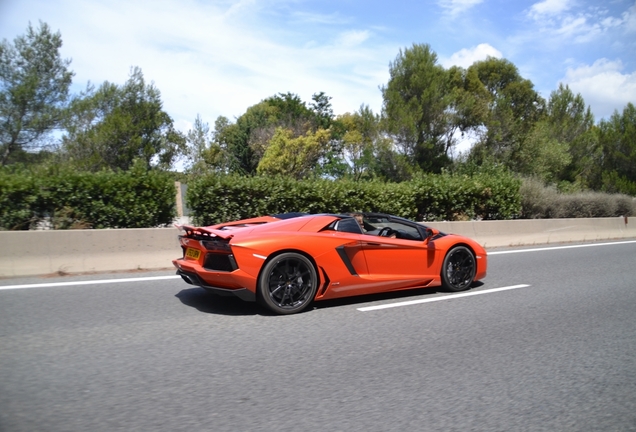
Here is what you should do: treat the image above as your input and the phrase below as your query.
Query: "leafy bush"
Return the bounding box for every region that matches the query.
[0,163,176,230]
[0,169,41,230]
[411,170,521,221]
[520,177,635,218]
[187,171,522,225]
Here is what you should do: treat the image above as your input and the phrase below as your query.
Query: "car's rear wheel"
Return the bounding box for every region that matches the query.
[258,252,318,315]
[441,246,476,292]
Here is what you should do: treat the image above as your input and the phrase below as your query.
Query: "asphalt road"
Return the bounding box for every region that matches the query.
[1,240,636,431]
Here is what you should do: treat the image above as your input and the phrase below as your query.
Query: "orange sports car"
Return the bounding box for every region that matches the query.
[173,212,487,314]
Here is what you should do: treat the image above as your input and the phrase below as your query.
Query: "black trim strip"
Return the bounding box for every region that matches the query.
[176,270,255,302]
[336,245,358,276]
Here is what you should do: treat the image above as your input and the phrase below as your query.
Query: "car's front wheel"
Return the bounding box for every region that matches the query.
[441,246,476,292]
[258,252,318,315]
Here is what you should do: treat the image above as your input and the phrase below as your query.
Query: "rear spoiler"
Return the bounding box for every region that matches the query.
[175,225,234,240]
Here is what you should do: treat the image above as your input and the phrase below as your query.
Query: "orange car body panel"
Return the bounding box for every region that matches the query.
[173,214,487,302]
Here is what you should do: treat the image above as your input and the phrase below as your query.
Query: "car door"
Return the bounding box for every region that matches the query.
[359,219,436,285]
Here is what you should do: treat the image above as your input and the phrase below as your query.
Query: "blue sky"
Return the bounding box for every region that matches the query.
[1,0,635,136]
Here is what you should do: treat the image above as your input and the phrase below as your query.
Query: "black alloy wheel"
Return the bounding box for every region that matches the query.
[441,246,476,292]
[258,252,318,315]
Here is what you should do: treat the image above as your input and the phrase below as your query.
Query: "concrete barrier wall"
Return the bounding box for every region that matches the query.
[0,228,181,278]
[425,217,636,249]
[1,217,635,278]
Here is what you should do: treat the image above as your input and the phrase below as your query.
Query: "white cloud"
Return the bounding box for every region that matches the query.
[441,43,503,69]
[438,0,484,16]
[3,0,633,135]
[562,59,636,119]
[623,3,636,33]
[3,0,393,130]
[527,1,631,43]
[290,11,350,25]
[336,30,371,47]
[556,15,601,41]
[528,0,572,19]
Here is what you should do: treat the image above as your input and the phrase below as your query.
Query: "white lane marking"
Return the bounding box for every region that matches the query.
[357,284,531,312]
[0,275,181,291]
[488,240,636,255]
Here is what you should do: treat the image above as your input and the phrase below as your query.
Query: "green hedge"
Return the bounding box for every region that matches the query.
[0,164,176,230]
[0,170,41,230]
[186,172,522,225]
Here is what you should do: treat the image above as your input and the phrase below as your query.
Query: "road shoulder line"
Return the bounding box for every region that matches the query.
[357,284,531,312]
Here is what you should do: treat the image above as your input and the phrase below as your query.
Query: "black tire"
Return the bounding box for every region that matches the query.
[258,252,318,315]
[441,246,476,292]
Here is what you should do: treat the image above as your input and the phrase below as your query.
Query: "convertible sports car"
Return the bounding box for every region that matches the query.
[173,212,487,315]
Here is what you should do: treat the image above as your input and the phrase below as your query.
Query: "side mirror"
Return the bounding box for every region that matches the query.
[425,228,439,240]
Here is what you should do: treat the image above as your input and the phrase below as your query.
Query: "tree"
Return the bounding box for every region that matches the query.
[369,138,417,182]
[0,21,74,165]
[597,103,636,194]
[546,84,594,144]
[335,105,382,180]
[381,44,462,173]
[256,127,330,179]
[214,101,277,175]
[61,67,185,171]
[217,92,334,175]
[516,121,571,183]
[545,84,597,187]
[446,65,491,148]
[467,57,545,170]
[184,114,210,173]
[310,91,334,129]
[183,115,226,174]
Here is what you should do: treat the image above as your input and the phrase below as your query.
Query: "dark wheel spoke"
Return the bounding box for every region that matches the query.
[279,290,290,306]
[270,283,284,295]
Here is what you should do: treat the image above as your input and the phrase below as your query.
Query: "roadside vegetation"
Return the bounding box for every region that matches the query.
[1,22,634,229]
[0,162,175,230]
[519,177,634,219]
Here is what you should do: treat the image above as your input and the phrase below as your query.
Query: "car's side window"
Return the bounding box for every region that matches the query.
[335,218,364,234]
[364,218,423,241]
[321,215,422,240]
[392,224,423,241]
[321,218,364,234]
